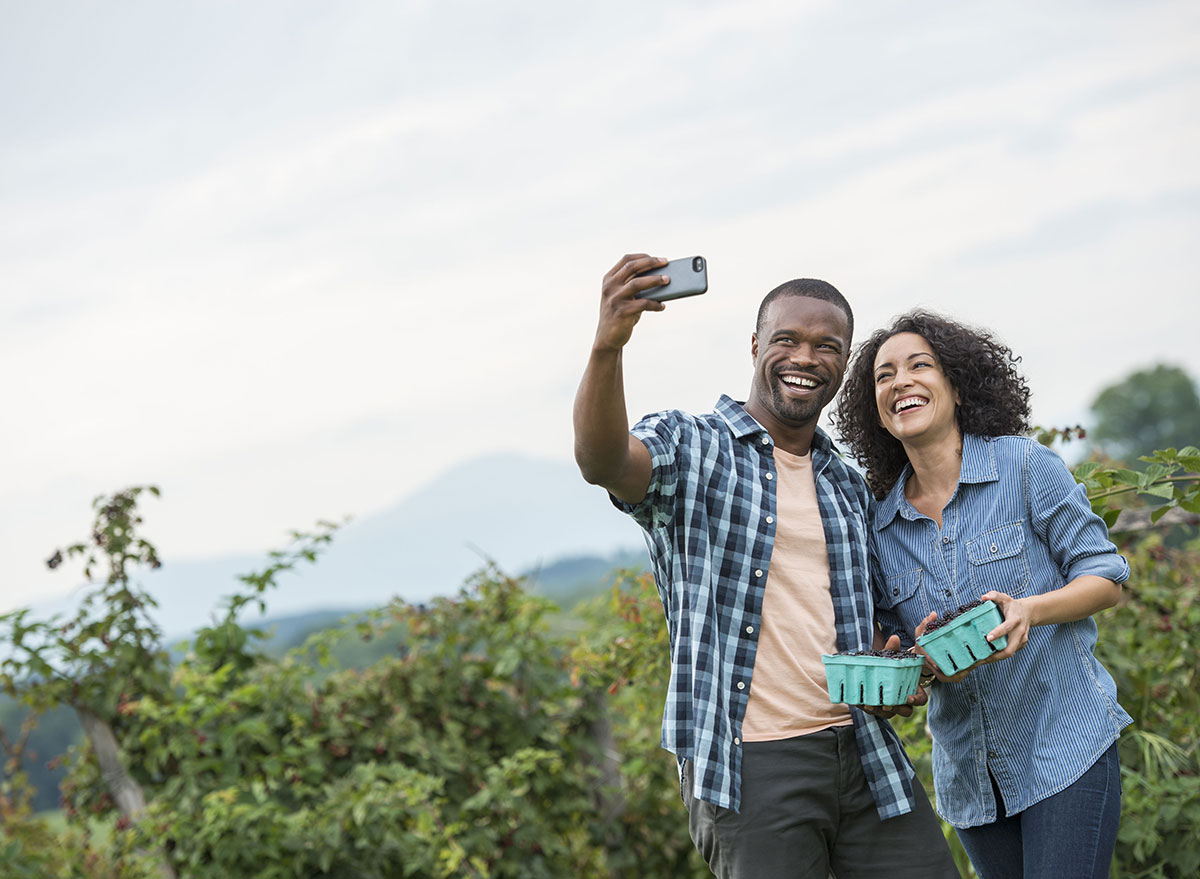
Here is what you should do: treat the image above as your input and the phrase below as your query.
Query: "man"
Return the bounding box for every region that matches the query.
[573,254,959,879]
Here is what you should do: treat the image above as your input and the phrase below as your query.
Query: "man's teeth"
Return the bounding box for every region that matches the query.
[781,376,818,389]
[895,397,928,413]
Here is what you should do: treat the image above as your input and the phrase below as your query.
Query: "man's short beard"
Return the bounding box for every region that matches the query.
[769,382,828,425]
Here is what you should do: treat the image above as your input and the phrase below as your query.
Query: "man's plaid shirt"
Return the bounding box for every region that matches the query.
[611,395,918,818]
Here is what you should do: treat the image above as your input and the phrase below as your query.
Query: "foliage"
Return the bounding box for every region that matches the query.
[1097,537,1200,879]
[0,769,158,879]
[0,486,171,717]
[572,572,709,878]
[1090,364,1200,462]
[4,441,1200,878]
[93,563,616,877]
[1072,446,1200,528]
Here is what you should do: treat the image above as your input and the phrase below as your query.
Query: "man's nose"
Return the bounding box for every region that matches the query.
[788,344,819,366]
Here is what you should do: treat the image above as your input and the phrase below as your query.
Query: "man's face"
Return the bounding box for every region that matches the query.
[749,296,850,429]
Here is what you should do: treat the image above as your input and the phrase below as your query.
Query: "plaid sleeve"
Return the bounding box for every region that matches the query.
[608,410,685,530]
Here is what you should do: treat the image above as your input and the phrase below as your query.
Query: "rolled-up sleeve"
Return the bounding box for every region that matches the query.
[1027,442,1130,585]
[608,410,684,530]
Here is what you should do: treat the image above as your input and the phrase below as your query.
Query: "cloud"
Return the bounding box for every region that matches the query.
[2,0,1199,613]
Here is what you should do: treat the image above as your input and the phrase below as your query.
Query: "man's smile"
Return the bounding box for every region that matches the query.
[777,372,824,394]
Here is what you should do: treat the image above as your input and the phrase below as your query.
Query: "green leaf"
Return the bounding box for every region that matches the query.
[1113,469,1143,487]
[1142,482,1176,500]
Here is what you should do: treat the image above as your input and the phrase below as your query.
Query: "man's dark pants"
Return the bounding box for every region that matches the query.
[684,726,961,879]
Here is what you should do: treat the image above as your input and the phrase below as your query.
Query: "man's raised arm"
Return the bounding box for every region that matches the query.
[573,253,669,505]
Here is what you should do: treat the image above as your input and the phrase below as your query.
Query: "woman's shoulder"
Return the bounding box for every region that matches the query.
[975,434,1062,463]
[973,435,1075,492]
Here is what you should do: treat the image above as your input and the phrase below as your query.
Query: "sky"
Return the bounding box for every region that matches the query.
[2,0,1198,614]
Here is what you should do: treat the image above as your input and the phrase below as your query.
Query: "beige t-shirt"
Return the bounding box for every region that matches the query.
[742,446,854,741]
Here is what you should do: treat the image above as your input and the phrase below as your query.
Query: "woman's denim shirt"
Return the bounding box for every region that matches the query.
[872,434,1131,828]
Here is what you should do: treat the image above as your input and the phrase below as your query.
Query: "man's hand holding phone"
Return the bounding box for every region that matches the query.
[595,253,709,353]
[594,254,671,353]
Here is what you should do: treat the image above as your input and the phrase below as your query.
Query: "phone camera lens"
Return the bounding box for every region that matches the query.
[693,257,704,273]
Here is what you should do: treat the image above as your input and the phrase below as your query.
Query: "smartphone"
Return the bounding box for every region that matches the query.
[635,255,708,302]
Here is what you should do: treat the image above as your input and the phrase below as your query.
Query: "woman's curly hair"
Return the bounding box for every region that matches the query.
[833,310,1032,499]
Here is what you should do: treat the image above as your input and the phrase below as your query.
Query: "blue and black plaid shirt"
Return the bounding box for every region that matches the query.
[612,395,917,817]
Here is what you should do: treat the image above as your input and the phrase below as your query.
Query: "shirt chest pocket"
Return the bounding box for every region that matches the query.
[966,522,1031,597]
[878,568,923,610]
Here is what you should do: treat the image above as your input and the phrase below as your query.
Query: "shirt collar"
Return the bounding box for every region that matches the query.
[874,433,998,530]
[714,395,836,453]
[959,432,999,484]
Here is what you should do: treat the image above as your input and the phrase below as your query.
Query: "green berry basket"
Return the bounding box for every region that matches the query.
[821,653,925,706]
[916,599,1007,676]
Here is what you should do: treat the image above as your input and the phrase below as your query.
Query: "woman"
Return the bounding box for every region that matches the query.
[833,310,1130,879]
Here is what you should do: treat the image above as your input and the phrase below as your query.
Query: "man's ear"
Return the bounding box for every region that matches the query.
[751,333,759,363]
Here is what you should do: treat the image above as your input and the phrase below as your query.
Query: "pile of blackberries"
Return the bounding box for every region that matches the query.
[922,598,986,633]
[838,649,914,659]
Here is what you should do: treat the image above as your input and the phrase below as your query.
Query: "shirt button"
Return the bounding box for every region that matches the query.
[987,749,998,759]
[737,681,746,690]
[765,516,774,524]
[754,569,764,577]
[765,472,773,481]
[734,737,741,744]
[942,536,950,544]
[990,544,999,554]
[761,436,770,445]
[746,625,754,634]
[944,589,952,598]
[892,587,900,596]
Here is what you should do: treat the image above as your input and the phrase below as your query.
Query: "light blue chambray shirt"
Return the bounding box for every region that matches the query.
[612,395,918,818]
[872,434,1132,828]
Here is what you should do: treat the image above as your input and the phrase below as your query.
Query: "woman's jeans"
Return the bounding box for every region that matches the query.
[955,742,1121,879]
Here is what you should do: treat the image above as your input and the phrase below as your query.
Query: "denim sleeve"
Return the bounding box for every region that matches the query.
[608,410,684,531]
[1027,441,1130,584]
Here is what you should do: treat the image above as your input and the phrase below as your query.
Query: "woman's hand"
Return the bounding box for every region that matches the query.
[913,611,973,683]
[979,591,1031,663]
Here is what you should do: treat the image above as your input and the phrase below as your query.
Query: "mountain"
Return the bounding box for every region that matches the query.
[31,454,647,636]
[523,548,648,609]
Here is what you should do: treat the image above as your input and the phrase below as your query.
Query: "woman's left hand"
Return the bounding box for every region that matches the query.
[979,591,1031,663]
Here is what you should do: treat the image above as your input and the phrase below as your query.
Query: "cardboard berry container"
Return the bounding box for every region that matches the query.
[916,599,1007,676]
[821,652,925,706]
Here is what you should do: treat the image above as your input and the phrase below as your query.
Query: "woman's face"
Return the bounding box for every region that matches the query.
[872,332,960,446]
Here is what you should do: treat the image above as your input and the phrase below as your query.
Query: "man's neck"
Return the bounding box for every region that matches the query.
[743,400,819,457]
